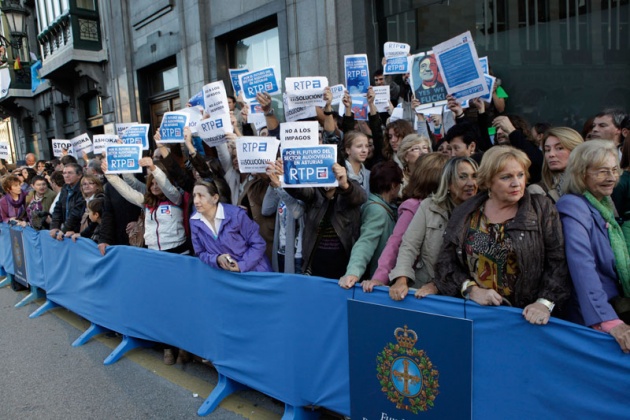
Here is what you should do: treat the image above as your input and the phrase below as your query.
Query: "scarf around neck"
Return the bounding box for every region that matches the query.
[584,191,630,297]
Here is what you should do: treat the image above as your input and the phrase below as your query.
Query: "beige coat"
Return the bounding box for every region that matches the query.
[389,197,449,287]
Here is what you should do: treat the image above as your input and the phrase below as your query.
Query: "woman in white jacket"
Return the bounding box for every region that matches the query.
[104,157,188,254]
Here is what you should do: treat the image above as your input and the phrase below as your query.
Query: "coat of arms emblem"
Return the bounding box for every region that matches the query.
[376,325,439,414]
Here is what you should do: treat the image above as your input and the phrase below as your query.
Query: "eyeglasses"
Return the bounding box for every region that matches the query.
[588,167,620,181]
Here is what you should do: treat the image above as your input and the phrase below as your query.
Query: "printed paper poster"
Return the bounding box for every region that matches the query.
[105,144,143,174]
[345,54,370,96]
[236,137,280,173]
[93,134,120,155]
[281,145,338,188]
[120,124,150,150]
[409,52,447,108]
[238,67,280,102]
[432,31,489,103]
[280,122,319,150]
[159,111,190,143]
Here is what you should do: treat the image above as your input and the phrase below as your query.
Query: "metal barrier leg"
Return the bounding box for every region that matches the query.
[16,285,44,308]
[0,273,12,288]
[282,405,319,420]
[103,335,153,365]
[28,299,59,318]
[197,373,246,416]
[72,322,110,347]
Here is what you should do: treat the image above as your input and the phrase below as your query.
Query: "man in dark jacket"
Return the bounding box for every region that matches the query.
[49,163,86,240]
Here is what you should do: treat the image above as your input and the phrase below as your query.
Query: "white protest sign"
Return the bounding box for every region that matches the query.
[0,141,9,159]
[197,114,233,147]
[93,135,120,155]
[71,133,93,156]
[238,67,281,102]
[432,31,489,103]
[281,145,338,188]
[383,42,411,75]
[249,113,267,132]
[105,144,143,174]
[52,139,75,157]
[281,122,319,150]
[236,137,280,173]
[159,111,190,143]
[388,105,404,123]
[283,93,317,122]
[0,67,10,99]
[203,80,230,117]
[116,122,138,139]
[330,84,345,105]
[120,124,150,150]
[285,77,328,110]
[373,85,390,113]
[177,106,204,134]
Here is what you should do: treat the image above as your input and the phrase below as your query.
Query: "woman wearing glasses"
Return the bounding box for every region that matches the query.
[557,140,630,353]
[396,134,432,192]
[435,146,569,324]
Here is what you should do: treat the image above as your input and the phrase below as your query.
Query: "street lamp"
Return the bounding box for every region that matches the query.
[0,0,28,51]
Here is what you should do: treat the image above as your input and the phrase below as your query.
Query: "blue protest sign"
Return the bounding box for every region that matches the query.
[106,144,143,174]
[188,90,204,107]
[159,111,189,143]
[480,74,496,103]
[348,300,472,420]
[238,67,280,102]
[281,145,338,188]
[229,68,249,97]
[433,31,489,102]
[120,124,150,150]
[345,54,370,96]
[479,56,489,74]
[384,56,409,75]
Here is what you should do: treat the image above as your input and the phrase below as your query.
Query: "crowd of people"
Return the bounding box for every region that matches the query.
[1,66,630,360]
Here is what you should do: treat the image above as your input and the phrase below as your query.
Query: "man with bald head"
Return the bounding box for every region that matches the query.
[25,153,36,168]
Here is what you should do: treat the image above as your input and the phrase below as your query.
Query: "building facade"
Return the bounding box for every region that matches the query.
[0,0,628,161]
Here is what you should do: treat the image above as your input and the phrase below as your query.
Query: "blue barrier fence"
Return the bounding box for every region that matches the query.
[1,223,629,419]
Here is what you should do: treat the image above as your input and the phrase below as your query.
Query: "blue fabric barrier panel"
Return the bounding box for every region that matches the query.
[0,223,15,273]
[21,227,45,288]
[10,227,630,418]
[38,232,351,414]
[352,288,630,419]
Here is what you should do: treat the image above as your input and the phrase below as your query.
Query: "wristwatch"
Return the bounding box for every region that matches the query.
[461,280,477,299]
[536,298,555,313]
[264,108,274,117]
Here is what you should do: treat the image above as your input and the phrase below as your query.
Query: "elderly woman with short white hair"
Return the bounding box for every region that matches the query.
[557,140,630,353]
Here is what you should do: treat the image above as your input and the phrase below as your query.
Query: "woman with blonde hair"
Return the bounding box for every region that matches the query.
[528,127,583,202]
[435,146,569,324]
[385,156,478,300]
[396,134,431,189]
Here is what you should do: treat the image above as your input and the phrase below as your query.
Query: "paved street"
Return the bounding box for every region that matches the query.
[0,283,285,420]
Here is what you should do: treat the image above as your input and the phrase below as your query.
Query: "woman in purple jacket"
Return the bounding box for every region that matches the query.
[557,140,630,353]
[190,179,271,272]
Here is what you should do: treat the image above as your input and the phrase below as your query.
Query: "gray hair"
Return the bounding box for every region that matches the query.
[563,140,619,195]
